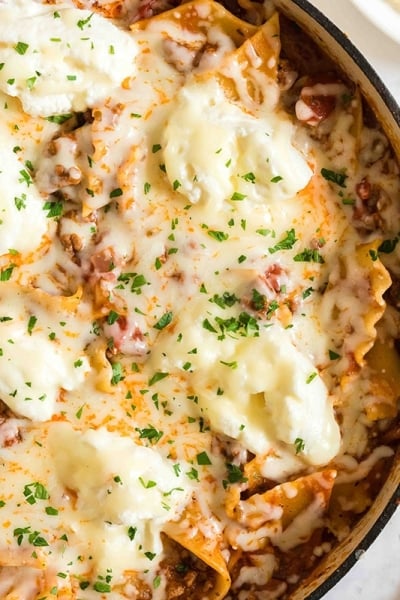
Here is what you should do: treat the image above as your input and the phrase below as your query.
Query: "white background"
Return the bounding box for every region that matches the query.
[305,1,400,599]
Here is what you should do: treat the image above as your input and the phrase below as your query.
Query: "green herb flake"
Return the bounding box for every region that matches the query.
[79,581,90,590]
[144,182,151,195]
[19,170,32,187]
[220,360,237,369]
[77,13,94,30]
[269,228,297,253]
[321,168,348,188]
[26,76,37,90]
[329,350,341,360]
[43,200,63,218]
[148,371,169,386]
[369,249,378,261]
[173,179,181,191]
[241,172,256,183]
[109,187,123,199]
[196,451,212,465]
[341,197,355,206]
[293,248,325,264]
[231,192,246,201]
[45,113,73,125]
[45,506,58,516]
[15,42,29,55]
[154,311,173,330]
[107,310,119,325]
[251,288,267,311]
[75,404,85,419]
[378,234,400,254]
[27,315,37,335]
[93,581,111,593]
[136,425,163,444]
[306,372,317,384]
[23,482,49,505]
[154,257,163,270]
[211,292,238,309]
[223,463,248,488]
[186,467,199,482]
[110,362,124,386]
[294,437,305,454]
[208,230,229,242]
[139,477,157,489]
[127,526,137,540]
[14,193,26,211]
[302,287,314,299]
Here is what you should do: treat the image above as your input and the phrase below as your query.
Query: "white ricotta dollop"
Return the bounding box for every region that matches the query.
[0,286,92,420]
[149,302,340,467]
[0,4,138,116]
[49,424,192,575]
[163,78,312,207]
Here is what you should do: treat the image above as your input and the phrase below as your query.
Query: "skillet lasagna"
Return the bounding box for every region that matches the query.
[0,0,399,598]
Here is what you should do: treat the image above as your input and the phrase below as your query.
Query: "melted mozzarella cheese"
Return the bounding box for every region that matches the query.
[163,78,312,207]
[0,4,138,116]
[0,115,49,254]
[149,300,340,466]
[49,424,192,575]
[0,0,397,596]
[0,285,92,420]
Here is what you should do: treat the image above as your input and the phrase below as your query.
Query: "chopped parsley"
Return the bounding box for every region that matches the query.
[27,315,37,335]
[231,192,246,201]
[203,312,259,340]
[207,230,229,242]
[23,482,49,505]
[43,200,63,218]
[14,42,29,55]
[14,194,26,211]
[321,168,348,188]
[241,172,256,183]
[378,234,400,254]
[196,451,212,465]
[127,526,137,540]
[269,228,297,253]
[109,188,123,198]
[110,362,124,385]
[306,372,317,384]
[210,292,239,309]
[154,311,173,330]
[148,371,169,386]
[107,310,120,325]
[294,437,305,454]
[223,463,248,488]
[136,425,163,444]
[251,288,267,311]
[293,248,325,263]
[77,13,94,30]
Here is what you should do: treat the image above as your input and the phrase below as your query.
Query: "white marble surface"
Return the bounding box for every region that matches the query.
[304,3,400,599]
